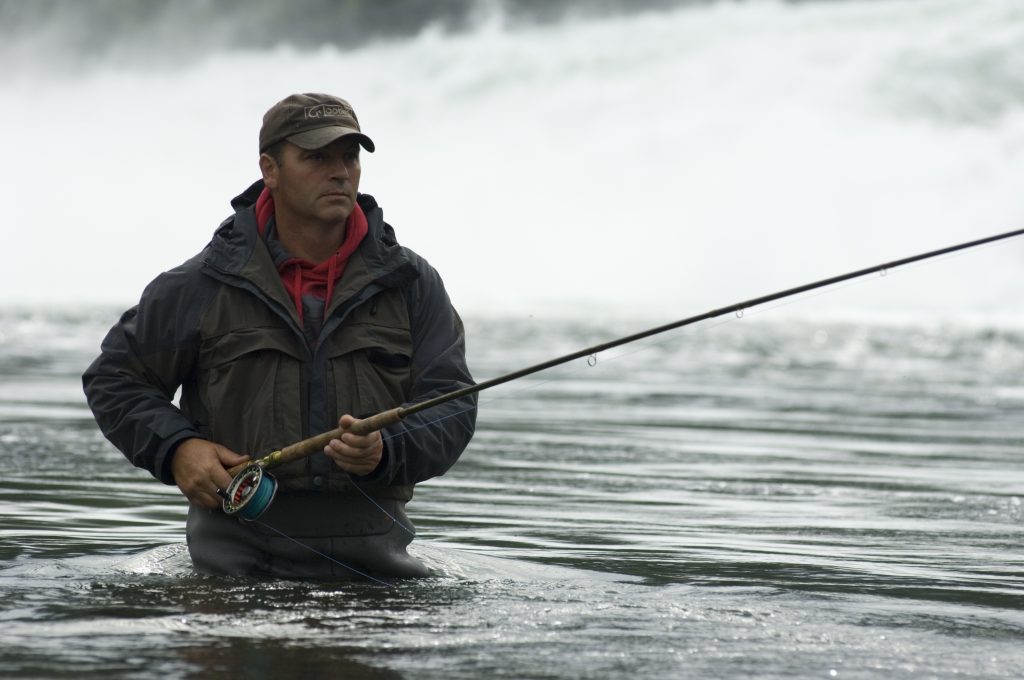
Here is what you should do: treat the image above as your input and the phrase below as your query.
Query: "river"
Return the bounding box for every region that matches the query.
[1,307,1022,678]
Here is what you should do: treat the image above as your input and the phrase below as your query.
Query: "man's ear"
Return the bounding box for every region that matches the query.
[259,153,279,189]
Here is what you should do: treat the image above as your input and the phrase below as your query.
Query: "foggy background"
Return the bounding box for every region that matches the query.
[3,0,1023,323]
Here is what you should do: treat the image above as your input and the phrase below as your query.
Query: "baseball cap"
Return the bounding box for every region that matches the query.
[259,93,376,154]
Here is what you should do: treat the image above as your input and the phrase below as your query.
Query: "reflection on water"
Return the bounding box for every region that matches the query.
[1,309,1023,678]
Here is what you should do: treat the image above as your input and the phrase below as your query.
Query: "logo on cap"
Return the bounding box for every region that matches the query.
[304,104,350,119]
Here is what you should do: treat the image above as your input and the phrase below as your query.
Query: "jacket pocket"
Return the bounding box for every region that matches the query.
[197,326,306,456]
[326,322,413,418]
[324,288,413,418]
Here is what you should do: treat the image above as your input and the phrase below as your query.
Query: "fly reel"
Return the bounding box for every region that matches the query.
[222,464,278,521]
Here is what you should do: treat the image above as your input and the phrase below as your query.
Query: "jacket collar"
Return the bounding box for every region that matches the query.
[205,180,419,304]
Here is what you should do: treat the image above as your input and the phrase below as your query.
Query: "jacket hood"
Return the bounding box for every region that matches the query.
[208,180,411,285]
[230,178,265,212]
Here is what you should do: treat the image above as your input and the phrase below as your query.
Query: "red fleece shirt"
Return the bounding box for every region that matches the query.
[254,187,368,328]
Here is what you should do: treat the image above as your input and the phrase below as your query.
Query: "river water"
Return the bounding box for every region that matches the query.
[1,305,1022,679]
[4,0,1024,675]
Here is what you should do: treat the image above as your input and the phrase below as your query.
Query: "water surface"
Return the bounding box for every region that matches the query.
[1,308,1022,678]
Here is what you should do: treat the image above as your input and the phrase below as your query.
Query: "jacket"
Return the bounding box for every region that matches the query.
[83,181,477,503]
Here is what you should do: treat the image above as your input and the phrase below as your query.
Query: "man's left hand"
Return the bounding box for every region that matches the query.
[324,414,383,475]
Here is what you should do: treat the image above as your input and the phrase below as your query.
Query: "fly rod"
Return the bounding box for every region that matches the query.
[222,226,1024,519]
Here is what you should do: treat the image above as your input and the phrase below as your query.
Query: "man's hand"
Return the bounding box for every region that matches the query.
[171,438,249,508]
[324,414,383,476]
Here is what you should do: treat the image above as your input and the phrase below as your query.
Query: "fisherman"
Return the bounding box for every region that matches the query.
[82,93,477,578]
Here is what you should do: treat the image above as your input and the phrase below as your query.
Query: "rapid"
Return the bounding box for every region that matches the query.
[2,1,1023,677]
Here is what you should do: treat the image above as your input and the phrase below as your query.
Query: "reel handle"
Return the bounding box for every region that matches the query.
[227,407,406,476]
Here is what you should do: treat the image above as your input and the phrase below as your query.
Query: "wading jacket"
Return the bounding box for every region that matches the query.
[83,181,477,502]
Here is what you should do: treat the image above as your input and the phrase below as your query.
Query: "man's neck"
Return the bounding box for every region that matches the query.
[274,212,347,264]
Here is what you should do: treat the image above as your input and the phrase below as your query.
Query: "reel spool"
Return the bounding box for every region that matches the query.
[222,464,278,521]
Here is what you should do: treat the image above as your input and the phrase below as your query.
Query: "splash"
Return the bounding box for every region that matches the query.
[4,0,1024,323]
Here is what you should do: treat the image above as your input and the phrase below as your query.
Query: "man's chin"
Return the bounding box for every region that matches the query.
[318,208,353,226]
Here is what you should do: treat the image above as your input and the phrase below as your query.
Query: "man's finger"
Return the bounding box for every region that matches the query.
[215,445,249,467]
[211,467,235,491]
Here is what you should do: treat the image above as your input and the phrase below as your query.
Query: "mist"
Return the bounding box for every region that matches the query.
[4,0,1024,324]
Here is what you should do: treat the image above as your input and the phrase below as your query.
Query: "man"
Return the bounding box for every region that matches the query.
[83,93,477,578]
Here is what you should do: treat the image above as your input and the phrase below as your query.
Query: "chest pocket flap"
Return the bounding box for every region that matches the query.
[325,295,413,416]
[197,326,306,454]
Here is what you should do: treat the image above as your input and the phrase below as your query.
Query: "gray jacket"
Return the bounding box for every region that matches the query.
[83,181,477,576]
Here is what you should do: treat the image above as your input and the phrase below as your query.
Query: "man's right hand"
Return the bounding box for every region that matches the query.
[170,438,250,508]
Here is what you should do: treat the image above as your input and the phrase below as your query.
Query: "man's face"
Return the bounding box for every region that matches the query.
[261,137,362,228]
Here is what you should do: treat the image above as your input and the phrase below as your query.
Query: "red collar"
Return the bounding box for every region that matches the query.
[253,187,369,327]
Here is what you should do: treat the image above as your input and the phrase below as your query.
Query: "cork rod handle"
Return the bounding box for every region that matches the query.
[226,407,406,476]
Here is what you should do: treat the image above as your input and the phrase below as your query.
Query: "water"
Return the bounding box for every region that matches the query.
[4,0,1024,676]
[1,306,1022,678]
[3,0,1024,317]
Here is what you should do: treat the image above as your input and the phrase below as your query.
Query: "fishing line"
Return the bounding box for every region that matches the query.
[345,474,417,538]
[722,232,1010,322]
[222,226,1024,575]
[369,228,1019,455]
[253,519,393,586]
[366,227,1024,475]
[456,227,1024,401]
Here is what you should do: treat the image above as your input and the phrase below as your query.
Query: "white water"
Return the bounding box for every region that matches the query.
[4,0,1024,322]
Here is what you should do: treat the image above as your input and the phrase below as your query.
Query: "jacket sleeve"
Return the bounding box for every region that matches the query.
[82,269,205,485]
[374,258,477,486]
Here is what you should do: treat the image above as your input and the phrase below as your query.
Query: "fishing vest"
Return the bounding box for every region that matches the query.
[181,240,417,502]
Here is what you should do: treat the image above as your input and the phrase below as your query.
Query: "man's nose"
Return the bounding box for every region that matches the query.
[327,157,350,179]
[325,155,350,179]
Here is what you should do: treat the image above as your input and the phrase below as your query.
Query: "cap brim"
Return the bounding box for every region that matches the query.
[287,126,375,153]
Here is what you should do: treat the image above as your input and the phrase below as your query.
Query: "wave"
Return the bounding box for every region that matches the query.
[4,0,1024,322]
[4,0,716,71]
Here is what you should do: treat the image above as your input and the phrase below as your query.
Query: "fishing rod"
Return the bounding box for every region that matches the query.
[222,226,1024,519]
